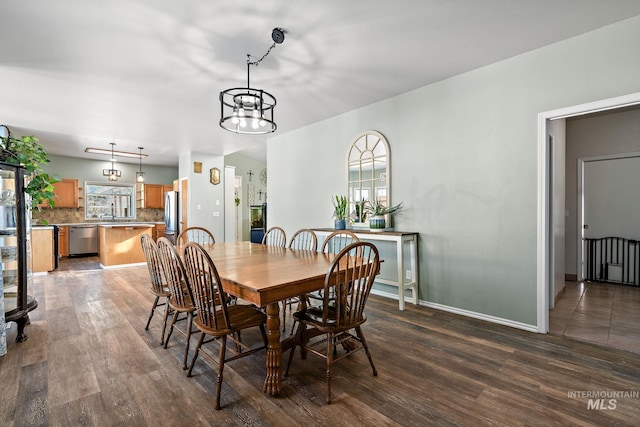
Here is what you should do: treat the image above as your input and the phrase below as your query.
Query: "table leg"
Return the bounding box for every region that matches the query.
[263,301,282,395]
[397,237,405,311]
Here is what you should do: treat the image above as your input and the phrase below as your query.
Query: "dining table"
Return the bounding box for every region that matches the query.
[199,241,336,396]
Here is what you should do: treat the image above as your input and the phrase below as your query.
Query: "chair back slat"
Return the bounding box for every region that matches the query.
[288,228,318,251]
[262,226,287,247]
[141,233,165,293]
[156,237,192,309]
[321,230,360,254]
[322,242,379,328]
[178,226,215,246]
[183,242,231,331]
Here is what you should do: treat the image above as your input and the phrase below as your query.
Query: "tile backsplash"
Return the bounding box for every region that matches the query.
[33,208,164,224]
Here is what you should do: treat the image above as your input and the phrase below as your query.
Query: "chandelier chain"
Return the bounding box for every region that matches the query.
[248,42,277,67]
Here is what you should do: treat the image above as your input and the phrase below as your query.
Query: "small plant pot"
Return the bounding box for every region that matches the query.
[334,219,346,230]
[369,215,386,232]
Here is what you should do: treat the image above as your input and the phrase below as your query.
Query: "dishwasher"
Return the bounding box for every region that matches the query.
[68,224,98,256]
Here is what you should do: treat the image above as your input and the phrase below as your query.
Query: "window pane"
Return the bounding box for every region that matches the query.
[85,182,136,220]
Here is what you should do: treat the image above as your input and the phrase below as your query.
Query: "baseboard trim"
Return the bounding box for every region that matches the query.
[554,286,567,307]
[370,289,539,333]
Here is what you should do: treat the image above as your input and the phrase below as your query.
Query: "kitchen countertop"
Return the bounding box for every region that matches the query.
[98,223,155,228]
[54,222,163,226]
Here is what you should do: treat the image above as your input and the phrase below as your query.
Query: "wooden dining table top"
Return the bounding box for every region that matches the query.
[200,241,336,307]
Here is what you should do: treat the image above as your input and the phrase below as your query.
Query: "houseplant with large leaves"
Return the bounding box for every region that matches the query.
[1,133,60,213]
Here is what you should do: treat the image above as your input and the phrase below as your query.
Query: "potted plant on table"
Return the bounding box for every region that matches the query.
[332,195,348,230]
[365,199,404,232]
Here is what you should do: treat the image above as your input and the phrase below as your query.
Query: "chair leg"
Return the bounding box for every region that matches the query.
[182,312,193,370]
[187,332,205,377]
[281,300,288,332]
[214,336,228,410]
[160,297,170,345]
[164,310,179,349]
[326,332,334,404]
[355,326,377,376]
[284,322,300,377]
[145,296,160,330]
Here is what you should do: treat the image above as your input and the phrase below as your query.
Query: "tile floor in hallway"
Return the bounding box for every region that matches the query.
[550,281,640,354]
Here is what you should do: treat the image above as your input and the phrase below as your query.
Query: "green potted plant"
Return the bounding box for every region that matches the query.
[332,195,348,230]
[354,198,368,223]
[1,133,60,220]
[365,199,403,232]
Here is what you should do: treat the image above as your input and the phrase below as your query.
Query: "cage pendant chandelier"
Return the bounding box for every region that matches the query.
[102,142,121,181]
[219,28,284,135]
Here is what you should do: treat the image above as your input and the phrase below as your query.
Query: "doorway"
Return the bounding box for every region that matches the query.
[538,91,640,334]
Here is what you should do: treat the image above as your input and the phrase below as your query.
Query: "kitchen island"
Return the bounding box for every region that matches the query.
[98,224,153,268]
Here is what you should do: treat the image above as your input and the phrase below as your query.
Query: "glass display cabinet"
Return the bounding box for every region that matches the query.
[250,203,266,243]
[0,161,37,343]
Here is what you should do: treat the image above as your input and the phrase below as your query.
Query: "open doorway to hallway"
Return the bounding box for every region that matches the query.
[539,92,640,351]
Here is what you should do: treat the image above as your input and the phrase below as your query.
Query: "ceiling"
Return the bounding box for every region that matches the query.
[2,1,640,166]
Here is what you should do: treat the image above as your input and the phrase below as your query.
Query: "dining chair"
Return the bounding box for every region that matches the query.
[321,230,359,254]
[182,242,268,410]
[156,237,197,370]
[177,226,215,246]
[261,226,287,247]
[307,230,361,306]
[285,241,380,404]
[288,228,318,252]
[282,229,319,332]
[140,233,171,345]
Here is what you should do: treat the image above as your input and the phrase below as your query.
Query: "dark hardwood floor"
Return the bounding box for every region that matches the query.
[2,258,640,426]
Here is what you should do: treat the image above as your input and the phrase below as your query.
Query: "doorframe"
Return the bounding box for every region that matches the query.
[577,151,640,281]
[537,91,640,333]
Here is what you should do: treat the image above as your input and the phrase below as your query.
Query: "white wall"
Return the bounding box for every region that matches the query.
[268,16,640,328]
[178,151,225,241]
[45,154,178,185]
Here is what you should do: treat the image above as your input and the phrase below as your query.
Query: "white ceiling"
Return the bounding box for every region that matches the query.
[2,1,640,166]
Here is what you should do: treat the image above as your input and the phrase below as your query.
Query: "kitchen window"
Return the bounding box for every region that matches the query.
[85,182,136,220]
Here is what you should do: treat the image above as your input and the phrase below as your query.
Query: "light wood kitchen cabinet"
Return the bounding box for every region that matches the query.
[58,225,69,257]
[98,224,153,266]
[31,228,55,272]
[52,178,79,208]
[153,223,165,241]
[136,183,166,209]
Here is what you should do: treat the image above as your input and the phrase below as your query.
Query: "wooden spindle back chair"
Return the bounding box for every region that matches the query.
[156,237,197,369]
[286,241,380,404]
[262,226,287,247]
[177,226,215,247]
[140,233,171,345]
[182,242,268,410]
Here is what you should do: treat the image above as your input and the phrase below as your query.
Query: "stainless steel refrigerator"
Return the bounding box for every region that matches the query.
[164,191,180,243]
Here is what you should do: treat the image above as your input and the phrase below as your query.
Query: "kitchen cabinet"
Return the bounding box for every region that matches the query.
[58,225,69,257]
[31,227,54,273]
[1,162,38,343]
[52,178,79,208]
[98,224,153,267]
[153,223,165,241]
[136,183,166,209]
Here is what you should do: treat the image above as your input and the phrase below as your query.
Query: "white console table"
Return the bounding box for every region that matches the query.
[312,228,419,310]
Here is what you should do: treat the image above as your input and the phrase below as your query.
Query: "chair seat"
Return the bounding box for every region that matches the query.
[168,292,194,312]
[293,306,366,331]
[150,286,171,298]
[194,304,266,336]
